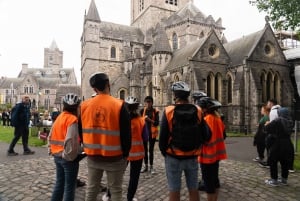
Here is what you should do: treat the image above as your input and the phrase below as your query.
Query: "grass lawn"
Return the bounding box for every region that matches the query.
[0,125,46,146]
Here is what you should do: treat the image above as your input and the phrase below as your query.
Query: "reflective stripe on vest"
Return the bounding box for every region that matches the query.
[164,104,202,156]
[50,112,78,154]
[198,114,227,164]
[81,94,123,156]
[128,117,145,161]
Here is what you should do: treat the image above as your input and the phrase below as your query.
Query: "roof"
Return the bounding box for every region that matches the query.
[152,24,172,54]
[224,29,265,66]
[86,0,100,22]
[99,21,144,43]
[164,37,207,71]
[284,47,300,60]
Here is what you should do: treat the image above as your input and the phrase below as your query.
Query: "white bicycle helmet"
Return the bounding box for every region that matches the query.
[125,96,139,105]
[171,81,190,92]
[63,93,81,106]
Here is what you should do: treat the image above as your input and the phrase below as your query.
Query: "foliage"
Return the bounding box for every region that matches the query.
[250,0,300,33]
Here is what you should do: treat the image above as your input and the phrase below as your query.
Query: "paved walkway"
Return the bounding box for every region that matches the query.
[0,138,299,201]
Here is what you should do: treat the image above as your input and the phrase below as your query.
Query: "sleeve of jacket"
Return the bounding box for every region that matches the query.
[159,110,169,156]
[119,103,131,157]
[153,109,160,127]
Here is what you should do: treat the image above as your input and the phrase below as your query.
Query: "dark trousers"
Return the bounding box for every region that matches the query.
[143,137,156,166]
[269,157,289,180]
[256,142,266,159]
[8,126,30,152]
[51,156,79,201]
[127,159,143,201]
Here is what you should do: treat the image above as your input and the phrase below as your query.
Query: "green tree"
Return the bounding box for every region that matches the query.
[250,0,300,32]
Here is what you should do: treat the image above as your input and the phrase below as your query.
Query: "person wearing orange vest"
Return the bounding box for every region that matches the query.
[159,81,202,201]
[79,72,131,201]
[48,93,81,201]
[125,96,149,201]
[140,95,159,174]
[196,97,227,201]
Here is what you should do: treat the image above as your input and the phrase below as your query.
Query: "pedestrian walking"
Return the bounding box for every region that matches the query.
[80,72,131,201]
[197,97,227,201]
[264,107,294,186]
[253,105,270,162]
[7,95,35,156]
[140,95,159,174]
[159,81,203,201]
[48,93,82,201]
[125,96,149,201]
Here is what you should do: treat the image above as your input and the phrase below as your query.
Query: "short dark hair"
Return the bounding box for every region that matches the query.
[89,72,109,91]
[144,96,153,103]
[268,99,277,105]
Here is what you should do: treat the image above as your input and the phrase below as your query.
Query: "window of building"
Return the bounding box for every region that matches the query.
[45,89,50,95]
[119,89,125,100]
[227,75,232,103]
[214,73,222,101]
[24,86,29,94]
[172,33,178,50]
[29,86,34,94]
[111,46,116,59]
[139,0,144,12]
[166,0,177,5]
[260,72,267,103]
[208,44,220,58]
[207,73,214,98]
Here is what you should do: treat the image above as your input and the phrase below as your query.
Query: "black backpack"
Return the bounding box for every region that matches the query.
[170,104,210,151]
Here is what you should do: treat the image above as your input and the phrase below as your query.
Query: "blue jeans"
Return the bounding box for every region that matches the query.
[51,156,79,201]
[165,155,198,191]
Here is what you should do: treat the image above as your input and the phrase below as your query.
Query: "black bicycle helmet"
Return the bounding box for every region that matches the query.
[197,97,221,111]
[192,91,207,100]
[171,81,190,99]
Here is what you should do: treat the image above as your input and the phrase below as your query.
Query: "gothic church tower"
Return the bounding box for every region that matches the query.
[131,0,192,34]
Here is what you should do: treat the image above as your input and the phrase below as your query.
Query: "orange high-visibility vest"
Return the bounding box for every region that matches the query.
[81,94,123,157]
[127,117,145,161]
[165,104,202,157]
[49,112,78,154]
[142,108,159,138]
[198,114,227,164]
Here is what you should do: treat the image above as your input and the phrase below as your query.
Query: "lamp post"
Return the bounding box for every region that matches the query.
[140,63,145,102]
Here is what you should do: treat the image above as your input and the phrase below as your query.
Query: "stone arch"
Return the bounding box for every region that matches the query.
[207,72,214,98]
[118,88,127,100]
[214,73,222,101]
[172,32,178,50]
[260,70,267,103]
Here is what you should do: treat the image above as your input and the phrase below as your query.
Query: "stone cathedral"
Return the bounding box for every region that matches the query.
[80,0,294,133]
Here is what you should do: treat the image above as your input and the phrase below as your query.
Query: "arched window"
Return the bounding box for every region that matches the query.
[260,72,267,103]
[274,74,280,102]
[172,33,178,50]
[111,46,116,59]
[227,75,232,103]
[207,73,214,98]
[266,72,272,100]
[119,89,125,100]
[214,73,222,101]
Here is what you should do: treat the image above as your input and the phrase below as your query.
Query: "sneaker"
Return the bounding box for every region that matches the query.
[150,166,155,174]
[102,193,111,201]
[253,157,263,162]
[7,151,18,156]
[259,161,270,168]
[23,150,35,155]
[132,198,138,201]
[265,179,279,187]
[288,169,295,173]
[278,178,288,186]
[140,166,148,173]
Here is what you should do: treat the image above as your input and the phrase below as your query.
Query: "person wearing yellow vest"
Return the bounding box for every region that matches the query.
[196,97,227,201]
[159,81,202,201]
[125,96,149,201]
[140,96,159,174]
[48,93,81,201]
[79,72,131,201]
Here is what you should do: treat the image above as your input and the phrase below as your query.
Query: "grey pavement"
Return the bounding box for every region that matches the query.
[0,137,299,201]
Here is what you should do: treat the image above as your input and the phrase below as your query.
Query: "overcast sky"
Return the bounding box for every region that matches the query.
[0,0,267,83]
